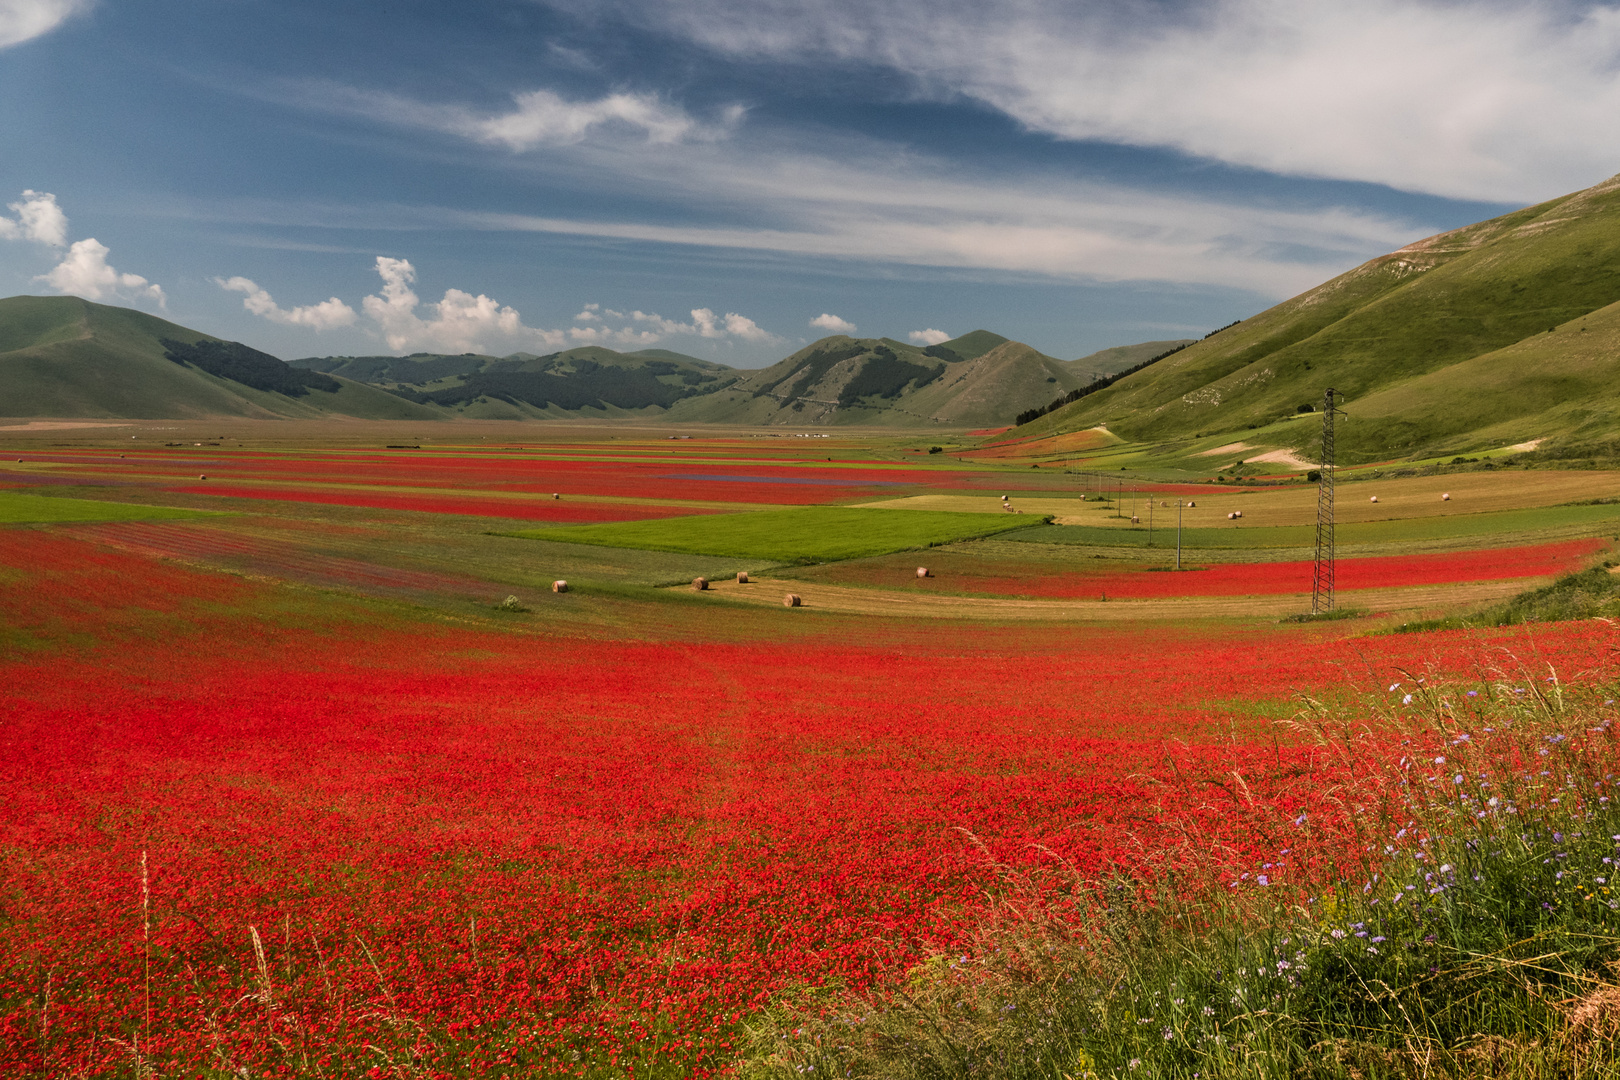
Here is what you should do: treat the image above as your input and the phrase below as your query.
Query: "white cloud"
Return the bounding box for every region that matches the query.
[218,276,357,330]
[349,257,777,353]
[908,328,950,346]
[39,238,165,306]
[810,312,856,334]
[0,0,88,50]
[551,0,1620,202]
[302,83,736,152]
[0,189,68,246]
[360,256,566,353]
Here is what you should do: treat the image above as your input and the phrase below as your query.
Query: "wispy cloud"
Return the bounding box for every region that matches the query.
[218,276,356,330]
[546,0,1620,202]
[292,82,739,152]
[0,0,89,50]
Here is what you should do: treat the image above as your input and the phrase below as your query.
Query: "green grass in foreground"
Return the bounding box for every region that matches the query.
[746,660,1620,1079]
[509,507,1048,563]
[1385,565,1620,635]
[0,490,212,524]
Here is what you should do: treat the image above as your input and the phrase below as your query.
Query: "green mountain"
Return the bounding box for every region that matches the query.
[292,346,736,419]
[664,331,1092,428]
[1008,172,1620,464]
[1070,338,1197,381]
[0,295,440,420]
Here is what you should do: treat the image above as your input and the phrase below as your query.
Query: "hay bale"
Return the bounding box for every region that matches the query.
[736,570,749,583]
[1187,501,1196,508]
[783,593,801,607]
[1370,495,1379,503]
[552,580,568,593]
[693,577,708,591]
[552,492,561,500]
[916,567,930,578]
[1234,510,1243,518]
[199,474,207,480]
[1442,492,1451,501]
[1227,512,1236,520]
[1131,516,1139,524]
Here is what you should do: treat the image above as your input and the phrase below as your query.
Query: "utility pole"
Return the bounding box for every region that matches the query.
[1311,388,1342,614]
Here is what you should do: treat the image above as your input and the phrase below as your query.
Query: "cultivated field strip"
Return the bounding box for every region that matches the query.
[691,574,1535,620]
[63,520,513,602]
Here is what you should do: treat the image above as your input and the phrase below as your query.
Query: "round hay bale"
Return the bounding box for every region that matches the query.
[1187,501,1196,508]
[692,577,708,591]
[916,566,930,578]
[552,492,561,500]
[1441,493,1451,501]
[1234,510,1243,518]
[1227,511,1236,520]
[552,580,568,593]
[783,593,801,607]
[1131,515,1140,524]
[736,570,749,583]
[1370,495,1379,503]
[199,474,207,480]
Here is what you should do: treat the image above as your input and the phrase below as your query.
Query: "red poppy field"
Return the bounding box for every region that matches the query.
[5,432,1620,1078]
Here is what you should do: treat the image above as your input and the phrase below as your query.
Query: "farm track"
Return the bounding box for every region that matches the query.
[691,574,1535,621]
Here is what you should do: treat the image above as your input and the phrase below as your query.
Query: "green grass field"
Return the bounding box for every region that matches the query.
[510,506,1048,562]
[0,491,214,524]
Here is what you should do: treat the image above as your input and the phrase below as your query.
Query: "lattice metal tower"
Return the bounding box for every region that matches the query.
[1311,388,1340,613]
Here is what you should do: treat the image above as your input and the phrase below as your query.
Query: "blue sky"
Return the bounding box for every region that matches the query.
[2,0,1618,367]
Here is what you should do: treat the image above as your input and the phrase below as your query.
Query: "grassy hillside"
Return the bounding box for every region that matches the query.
[294,345,737,417]
[1068,338,1196,381]
[667,333,1088,428]
[1011,172,1620,463]
[0,295,442,420]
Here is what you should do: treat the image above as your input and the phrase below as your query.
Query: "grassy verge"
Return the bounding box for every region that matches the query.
[0,491,214,524]
[1387,565,1620,634]
[506,507,1049,563]
[743,653,1620,1079]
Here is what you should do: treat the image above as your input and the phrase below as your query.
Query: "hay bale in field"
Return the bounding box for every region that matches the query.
[916,567,931,578]
[784,593,801,607]
[1442,492,1451,501]
[552,492,561,500]
[1187,501,1196,508]
[736,570,749,583]
[199,474,207,480]
[1370,495,1379,503]
[693,577,708,591]
[1227,511,1236,520]
[552,580,568,593]
[1234,510,1243,518]
[1131,516,1139,524]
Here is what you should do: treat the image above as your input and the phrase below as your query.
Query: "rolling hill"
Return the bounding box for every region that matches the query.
[0,295,440,420]
[1007,171,1620,465]
[664,331,1115,428]
[291,346,736,419]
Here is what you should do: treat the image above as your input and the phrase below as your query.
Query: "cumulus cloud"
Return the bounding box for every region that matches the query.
[0,0,88,50]
[810,312,856,334]
[359,256,566,353]
[352,257,777,353]
[0,189,68,246]
[218,276,357,330]
[39,238,165,306]
[908,328,950,346]
[545,0,1620,202]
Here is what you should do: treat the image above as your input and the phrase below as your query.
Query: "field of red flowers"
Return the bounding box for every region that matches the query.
[163,484,727,523]
[5,521,1616,1078]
